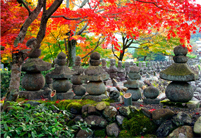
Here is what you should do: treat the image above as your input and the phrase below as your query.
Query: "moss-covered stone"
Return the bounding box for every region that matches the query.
[122,111,157,136]
[94,129,106,137]
[118,130,132,138]
[160,63,198,81]
[67,102,82,114]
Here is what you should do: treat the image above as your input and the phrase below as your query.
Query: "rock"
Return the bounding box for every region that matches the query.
[87,105,97,115]
[103,106,117,122]
[156,120,175,137]
[152,109,175,125]
[119,106,130,117]
[82,104,90,117]
[116,115,125,125]
[167,125,193,138]
[172,112,192,126]
[84,115,108,128]
[194,116,201,134]
[106,123,120,137]
[74,115,83,122]
[76,129,93,138]
[141,108,152,119]
[96,102,107,111]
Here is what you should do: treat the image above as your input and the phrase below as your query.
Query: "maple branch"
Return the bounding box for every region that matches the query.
[81,37,105,59]
[80,0,88,8]
[112,44,120,60]
[14,0,44,46]
[46,0,63,19]
[77,22,88,35]
[51,15,82,20]
[20,0,31,15]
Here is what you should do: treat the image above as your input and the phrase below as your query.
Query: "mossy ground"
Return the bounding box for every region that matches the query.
[122,111,157,136]
[94,129,106,137]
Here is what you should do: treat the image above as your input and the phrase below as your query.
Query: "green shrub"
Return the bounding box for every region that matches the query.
[1,101,91,138]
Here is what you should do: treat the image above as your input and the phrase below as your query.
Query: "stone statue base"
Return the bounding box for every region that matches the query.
[143,98,160,104]
[160,99,200,109]
[56,91,74,100]
[19,90,50,100]
[73,96,83,99]
[82,94,108,102]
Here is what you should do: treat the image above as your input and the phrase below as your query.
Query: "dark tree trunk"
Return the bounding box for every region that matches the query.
[119,49,125,61]
[68,39,77,67]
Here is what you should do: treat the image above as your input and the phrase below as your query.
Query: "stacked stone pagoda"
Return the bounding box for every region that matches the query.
[71,56,86,99]
[108,59,119,86]
[48,52,74,100]
[160,45,198,102]
[82,52,109,102]
[19,38,52,99]
[117,61,126,81]
[124,66,142,101]
[124,61,130,80]
[101,58,109,73]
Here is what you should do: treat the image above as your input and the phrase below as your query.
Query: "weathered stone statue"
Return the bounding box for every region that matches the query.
[71,56,86,99]
[160,45,198,102]
[101,58,109,73]
[125,61,130,80]
[82,52,109,102]
[109,59,119,86]
[48,52,74,100]
[117,61,126,81]
[124,66,142,101]
[143,86,160,104]
[19,38,52,99]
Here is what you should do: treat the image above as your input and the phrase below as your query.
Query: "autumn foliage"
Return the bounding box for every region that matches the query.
[1,0,201,63]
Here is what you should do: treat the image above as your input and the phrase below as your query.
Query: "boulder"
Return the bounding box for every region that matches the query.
[84,115,108,128]
[119,106,130,117]
[152,109,175,125]
[172,112,192,126]
[194,116,201,134]
[96,102,107,111]
[103,106,117,122]
[76,129,93,138]
[106,123,120,137]
[116,115,125,125]
[156,120,175,137]
[167,125,193,138]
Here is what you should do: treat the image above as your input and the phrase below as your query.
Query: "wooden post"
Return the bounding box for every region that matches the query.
[124,93,132,106]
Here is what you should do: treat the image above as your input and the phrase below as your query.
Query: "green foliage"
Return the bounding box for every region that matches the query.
[186,53,197,59]
[198,65,201,70]
[94,129,106,137]
[1,101,91,138]
[0,70,25,97]
[122,111,157,136]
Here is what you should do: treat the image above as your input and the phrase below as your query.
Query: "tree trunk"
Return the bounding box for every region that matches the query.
[3,52,25,111]
[68,39,77,67]
[119,50,125,61]
[143,56,147,61]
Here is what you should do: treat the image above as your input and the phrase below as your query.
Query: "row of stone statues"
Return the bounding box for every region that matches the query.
[19,41,198,103]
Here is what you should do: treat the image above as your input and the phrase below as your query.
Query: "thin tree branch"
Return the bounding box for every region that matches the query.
[81,37,105,59]
[51,15,82,20]
[112,44,120,60]
[77,21,88,35]
[21,0,31,15]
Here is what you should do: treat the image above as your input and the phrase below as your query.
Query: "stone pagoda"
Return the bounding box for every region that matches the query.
[108,59,119,86]
[124,61,130,80]
[82,52,109,102]
[124,66,142,101]
[48,52,74,100]
[19,38,52,99]
[71,56,86,99]
[117,61,126,81]
[160,45,198,102]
